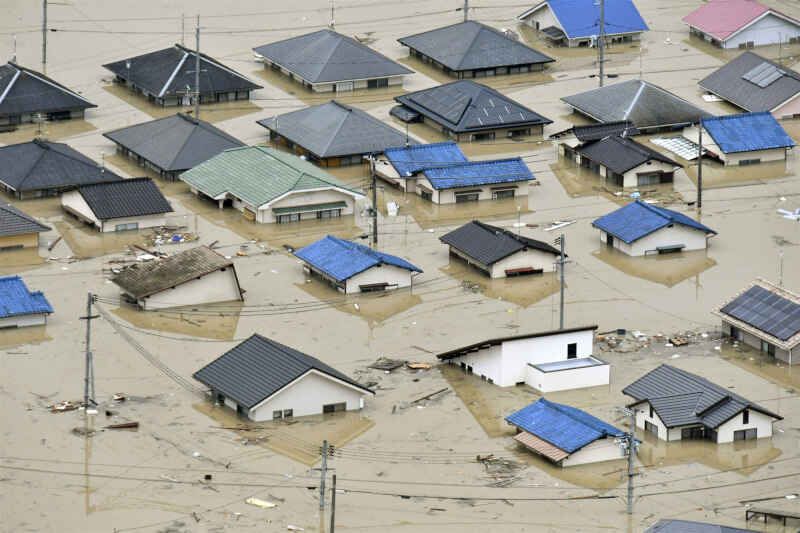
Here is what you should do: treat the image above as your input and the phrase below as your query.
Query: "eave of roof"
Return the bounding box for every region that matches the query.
[437,325,598,360]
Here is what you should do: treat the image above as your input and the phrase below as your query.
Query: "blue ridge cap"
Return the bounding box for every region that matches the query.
[505,398,624,453]
[423,157,535,190]
[0,275,53,318]
[294,235,422,282]
[701,111,795,154]
[592,200,717,244]
[384,142,468,176]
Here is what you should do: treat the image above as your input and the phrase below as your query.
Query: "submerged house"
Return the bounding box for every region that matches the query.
[0,203,50,251]
[253,29,413,92]
[643,520,752,533]
[623,364,782,443]
[553,120,639,156]
[193,334,375,421]
[378,142,469,191]
[0,275,53,328]
[713,278,800,366]
[573,136,682,187]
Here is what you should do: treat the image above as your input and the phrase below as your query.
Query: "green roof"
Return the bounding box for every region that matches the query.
[179,146,363,207]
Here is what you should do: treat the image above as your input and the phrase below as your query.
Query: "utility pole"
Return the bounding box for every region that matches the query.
[195,15,201,119]
[371,157,378,245]
[315,440,335,511]
[42,0,47,66]
[464,0,468,22]
[555,234,571,330]
[616,406,639,514]
[330,474,337,533]
[181,13,185,46]
[80,292,98,408]
[696,124,703,210]
[597,0,605,87]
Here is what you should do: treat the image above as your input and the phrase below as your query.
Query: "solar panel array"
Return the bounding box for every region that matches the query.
[465,98,526,128]
[407,85,471,124]
[742,62,786,88]
[720,285,800,341]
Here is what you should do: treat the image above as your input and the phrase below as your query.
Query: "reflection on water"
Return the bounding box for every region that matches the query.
[591,247,717,288]
[111,300,242,341]
[0,247,48,275]
[684,158,793,188]
[719,341,800,391]
[53,220,162,259]
[0,119,97,146]
[0,325,52,349]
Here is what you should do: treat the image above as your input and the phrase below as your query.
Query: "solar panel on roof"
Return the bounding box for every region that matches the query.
[407,86,471,124]
[721,285,800,341]
[743,62,786,88]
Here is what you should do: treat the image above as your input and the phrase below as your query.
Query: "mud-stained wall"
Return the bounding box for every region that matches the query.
[135,267,242,310]
[561,436,622,466]
[0,232,38,250]
[415,177,530,205]
[250,370,366,420]
[344,263,415,294]
[720,320,794,365]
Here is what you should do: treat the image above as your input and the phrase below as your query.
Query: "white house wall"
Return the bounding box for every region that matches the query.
[603,224,709,256]
[722,15,800,50]
[635,402,671,441]
[344,264,414,294]
[774,95,800,120]
[520,6,560,33]
[524,358,610,392]
[250,371,366,421]
[718,147,787,165]
[62,190,169,232]
[621,160,677,188]
[500,329,594,387]
[561,437,622,466]
[0,313,47,328]
[451,345,504,384]
[134,268,241,309]
[715,409,775,443]
[61,190,100,227]
[490,248,558,277]
[261,189,358,224]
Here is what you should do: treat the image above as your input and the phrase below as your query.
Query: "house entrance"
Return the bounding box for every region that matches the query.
[323,402,346,414]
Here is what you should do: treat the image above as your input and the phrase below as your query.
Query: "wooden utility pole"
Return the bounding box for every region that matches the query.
[42,0,47,66]
[195,15,201,119]
[330,474,337,533]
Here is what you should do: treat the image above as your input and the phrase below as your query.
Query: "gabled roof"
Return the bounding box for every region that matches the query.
[518,0,648,39]
[110,246,234,300]
[394,79,552,133]
[103,44,261,99]
[103,114,244,172]
[701,111,795,153]
[576,136,680,174]
[0,62,95,118]
[0,275,53,318]
[562,79,711,129]
[0,203,51,237]
[423,157,535,190]
[193,334,374,410]
[75,178,173,221]
[180,146,363,208]
[713,278,800,350]
[295,235,421,283]
[643,519,751,533]
[384,142,468,176]
[506,398,623,454]
[437,325,598,360]
[256,100,416,159]
[439,220,561,266]
[0,139,122,193]
[699,52,800,113]
[398,21,554,72]
[622,364,782,428]
[253,29,412,84]
[682,0,800,41]
[591,200,716,244]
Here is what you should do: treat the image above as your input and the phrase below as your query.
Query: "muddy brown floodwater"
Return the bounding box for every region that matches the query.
[1,1,800,532]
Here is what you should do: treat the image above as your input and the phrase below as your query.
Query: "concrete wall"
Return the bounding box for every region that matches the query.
[715,409,775,443]
[722,14,800,50]
[249,371,366,421]
[774,95,800,120]
[501,329,594,387]
[132,267,242,309]
[600,225,710,257]
[721,320,794,365]
[450,345,504,384]
[0,232,39,250]
[62,190,168,232]
[344,264,414,294]
[562,437,622,466]
[0,313,48,328]
[524,358,610,392]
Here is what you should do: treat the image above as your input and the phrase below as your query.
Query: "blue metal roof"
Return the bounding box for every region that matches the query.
[701,111,795,154]
[505,398,624,453]
[592,200,717,244]
[384,142,468,177]
[533,0,649,39]
[423,157,535,190]
[0,275,53,318]
[294,235,422,282]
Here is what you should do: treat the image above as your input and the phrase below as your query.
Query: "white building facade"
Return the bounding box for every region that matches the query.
[599,225,711,257]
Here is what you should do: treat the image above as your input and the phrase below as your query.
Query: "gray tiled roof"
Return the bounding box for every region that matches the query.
[76,178,173,221]
[394,80,551,133]
[642,519,752,533]
[0,139,122,194]
[104,114,244,173]
[193,334,374,409]
[0,62,95,118]
[572,121,639,142]
[0,203,51,237]
[257,100,416,158]
[699,52,800,113]
[253,29,412,84]
[562,79,711,128]
[439,220,561,266]
[576,136,680,174]
[398,21,554,72]
[622,365,781,429]
[110,246,233,299]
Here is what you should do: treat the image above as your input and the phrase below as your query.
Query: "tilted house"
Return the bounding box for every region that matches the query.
[439,220,561,278]
[103,44,262,106]
[712,278,800,365]
[378,142,469,191]
[256,100,416,167]
[682,0,800,50]
[436,325,609,392]
[623,364,782,443]
[294,235,422,294]
[253,29,413,92]
[506,399,625,466]
[110,246,243,310]
[642,519,751,533]
[193,334,375,421]
[0,275,53,328]
[574,135,682,187]
[61,178,174,232]
[180,146,364,224]
[398,21,554,78]
[392,80,552,141]
[698,52,800,120]
[592,200,717,256]
[0,139,122,199]
[0,203,50,251]
[0,61,96,125]
[518,0,648,47]
[103,113,245,180]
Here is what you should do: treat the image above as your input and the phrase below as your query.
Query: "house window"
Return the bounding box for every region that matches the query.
[237,404,248,416]
[681,427,705,439]
[420,190,432,201]
[739,158,760,165]
[367,78,389,88]
[649,405,654,418]
[473,68,496,78]
[738,41,755,50]
[734,428,757,441]
[471,132,495,141]
[790,37,798,44]
[638,172,668,186]
[115,222,139,231]
[317,209,341,219]
[760,341,775,356]
[323,402,346,414]
[644,421,658,437]
[507,129,531,137]
[492,190,515,199]
[277,213,300,223]
[273,410,283,420]
[283,409,293,418]
[455,193,479,203]
[742,410,749,424]
[567,343,577,359]
[730,326,744,341]
[606,168,624,186]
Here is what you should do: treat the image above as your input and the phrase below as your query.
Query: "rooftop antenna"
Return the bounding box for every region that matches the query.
[329,1,335,30]
[181,13,185,46]
[12,33,16,62]
[779,249,784,287]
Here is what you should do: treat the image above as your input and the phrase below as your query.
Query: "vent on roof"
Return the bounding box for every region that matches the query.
[742,62,786,88]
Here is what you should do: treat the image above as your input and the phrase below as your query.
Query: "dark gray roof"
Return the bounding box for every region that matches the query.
[103,114,244,173]
[576,136,681,174]
[437,325,598,360]
[0,139,122,193]
[622,365,781,429]
[253,29,412,84]
[439,220,561,266]
[573,121,639,142]
[0,61,95,118]
[193,334,374,409]
[257,100,416,159]
[562,79,711,129]
[110,246,234,299]
[699,52,800,113]
[76,178,173,220]
[103,44,261,99]
[398,21,554,72]
[642,519,752,533]
[394,80,551,133]
[0,203,51,237]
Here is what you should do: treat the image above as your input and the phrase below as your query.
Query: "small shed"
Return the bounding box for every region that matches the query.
[294,235,422,294]
[0,275,53,328]
[193,334,374,421]
[0,203,50,251]
[574,136,681,188]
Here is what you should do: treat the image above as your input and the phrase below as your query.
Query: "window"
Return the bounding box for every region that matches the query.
[734,428,757,441]
[738,41,755,50]
[739,158,760,166]
[277,213,300,223]
[567,343,577,359]
[1,244,24,251]
[283,409,293,418]
[471,132,495,141]
[273,410,283,420]
[367,78,389,88]
[730,326,744,341]
[606,168,624,186]
[420,190,432,201]
[681,427,705,439]
[492,190,515,200]
[637,172,667,186]
[649,405,654,418]
[115,222,139,231]
[790,37,798,44]
[323,402,346,414]
[455,193,479,203]
[317,209,341,219]
[760,341,775,356]
[507,129,531,138]
[645,421,658,437]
